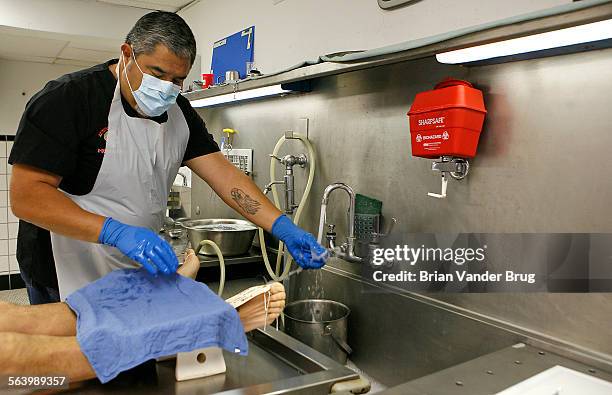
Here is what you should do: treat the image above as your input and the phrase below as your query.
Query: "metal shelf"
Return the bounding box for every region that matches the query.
[182,1,612,104]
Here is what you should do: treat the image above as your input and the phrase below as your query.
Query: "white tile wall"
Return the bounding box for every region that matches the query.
[8,222,18,239]
[9,255,18,272]
[0,256,8,274]
[8,239,16,255]
[0,140,18,276]
[0,239,8,257]
[7,209,18,224]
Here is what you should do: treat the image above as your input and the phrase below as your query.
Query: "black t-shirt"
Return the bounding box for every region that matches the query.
[9,59,219,289]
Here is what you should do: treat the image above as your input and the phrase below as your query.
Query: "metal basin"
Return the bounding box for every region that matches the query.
[44,328,359,394]
[181,219,257,256]
[284,299,352,364]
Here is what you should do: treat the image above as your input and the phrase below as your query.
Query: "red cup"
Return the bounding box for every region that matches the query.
[201,73,214,88]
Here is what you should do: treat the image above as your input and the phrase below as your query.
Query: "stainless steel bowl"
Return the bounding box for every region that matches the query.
[180,219,257,256]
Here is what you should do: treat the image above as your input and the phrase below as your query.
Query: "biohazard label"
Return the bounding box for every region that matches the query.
[415,131,449,143]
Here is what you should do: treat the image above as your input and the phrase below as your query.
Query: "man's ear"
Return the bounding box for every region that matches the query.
[119,43,133,61]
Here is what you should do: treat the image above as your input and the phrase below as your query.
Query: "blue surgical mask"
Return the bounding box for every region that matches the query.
[122,51,181,117]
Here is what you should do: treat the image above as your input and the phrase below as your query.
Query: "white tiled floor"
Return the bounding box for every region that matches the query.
[0,140,18,277]
[0,288,29,305]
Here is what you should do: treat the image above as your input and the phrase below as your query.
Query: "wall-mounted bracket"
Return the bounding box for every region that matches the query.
[428,157,470,199]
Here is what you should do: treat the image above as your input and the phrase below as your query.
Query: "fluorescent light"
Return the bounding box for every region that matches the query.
[190,85,293,108]
[436,19,612,64]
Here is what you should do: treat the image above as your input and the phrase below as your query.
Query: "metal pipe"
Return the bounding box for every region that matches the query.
[284,165,295,215]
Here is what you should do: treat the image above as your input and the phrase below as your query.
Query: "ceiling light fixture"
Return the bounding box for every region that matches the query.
[190,82,310,108]
[436,18,612,65]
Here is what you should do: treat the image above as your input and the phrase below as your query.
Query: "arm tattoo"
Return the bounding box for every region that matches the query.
[230,188,261,215]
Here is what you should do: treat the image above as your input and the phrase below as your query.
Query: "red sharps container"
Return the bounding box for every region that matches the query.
[407,79,487,159]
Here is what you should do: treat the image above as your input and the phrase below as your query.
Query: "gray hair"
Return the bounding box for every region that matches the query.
[126,11,196,65]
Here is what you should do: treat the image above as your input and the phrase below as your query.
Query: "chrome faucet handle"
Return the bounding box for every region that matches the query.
[325,224,337,250]
[326,224,336,239]
[295,154,308,168]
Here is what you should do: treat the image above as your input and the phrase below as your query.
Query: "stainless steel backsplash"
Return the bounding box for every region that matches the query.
[192,48,612,384]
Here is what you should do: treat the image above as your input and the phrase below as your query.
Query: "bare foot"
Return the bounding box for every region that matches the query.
[176,251,286,332]
[238,282,286,332]
[177,249,199,280]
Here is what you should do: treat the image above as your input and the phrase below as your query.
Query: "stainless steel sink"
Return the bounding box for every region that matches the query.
[57,328,358,394]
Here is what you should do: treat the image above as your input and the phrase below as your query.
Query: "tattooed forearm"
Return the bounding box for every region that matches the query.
[230,188,262,215]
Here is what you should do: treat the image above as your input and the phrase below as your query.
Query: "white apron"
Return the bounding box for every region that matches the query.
[51,67,190,299]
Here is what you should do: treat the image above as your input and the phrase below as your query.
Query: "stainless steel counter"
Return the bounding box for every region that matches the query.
[379,344,612,395]
[50,328,357,395]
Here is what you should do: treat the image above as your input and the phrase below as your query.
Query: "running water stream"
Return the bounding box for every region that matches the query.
[317,203,327,244]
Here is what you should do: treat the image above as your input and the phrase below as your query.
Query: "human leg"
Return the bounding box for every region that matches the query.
[0,332,95,382]
[0,300,76,336]
[0,251,286,382]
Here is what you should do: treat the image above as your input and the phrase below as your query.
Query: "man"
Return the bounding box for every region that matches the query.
[0,250,286,383]
[9,11,327,304]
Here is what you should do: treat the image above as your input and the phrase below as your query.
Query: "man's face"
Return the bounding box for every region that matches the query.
[121,43,191,91]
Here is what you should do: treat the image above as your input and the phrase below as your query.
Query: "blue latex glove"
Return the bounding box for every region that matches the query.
[98,217,178,275]
[271,215,329,269]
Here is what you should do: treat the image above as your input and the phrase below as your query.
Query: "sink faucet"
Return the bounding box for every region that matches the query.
[318,183,362,263]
